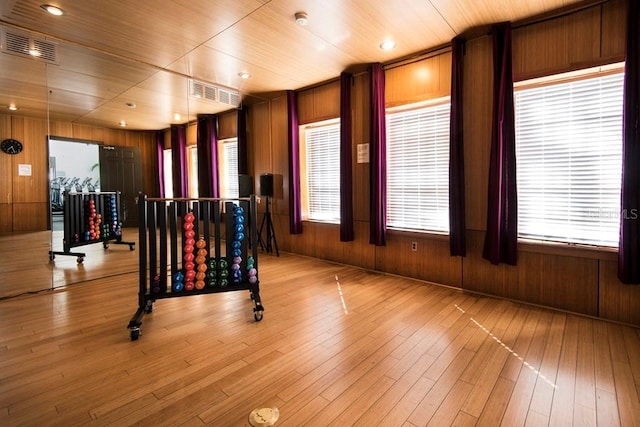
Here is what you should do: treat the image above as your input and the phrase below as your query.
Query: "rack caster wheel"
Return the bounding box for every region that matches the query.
[49,254,55,261]
[130,327,141,341]
[254,309,263,322]
[103,243,109,249]
[145,302,154,313]
[77,256,84,264]
[129,244,135,251]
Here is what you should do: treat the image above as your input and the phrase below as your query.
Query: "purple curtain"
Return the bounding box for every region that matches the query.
[340,72,354,242]
[170,124,188,198]
[483,22,517,265]
[369,63,387,246]
[449,37,467,257]
[197,115,219,198]
[618,0,640,284]
[155,130,165,198]
[237,107,249,176]
[287,90,303,234]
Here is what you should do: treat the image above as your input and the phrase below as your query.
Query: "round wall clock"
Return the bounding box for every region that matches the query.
[1,138,23,154]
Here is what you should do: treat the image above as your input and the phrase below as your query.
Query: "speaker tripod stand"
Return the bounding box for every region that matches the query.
[258,196,279,256]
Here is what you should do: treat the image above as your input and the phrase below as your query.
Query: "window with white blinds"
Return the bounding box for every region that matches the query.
[304,121,341,223]
[386,102,450,232]
[219,138,238,198]
[163,149,173,199]
[189,146,199,198]
[515,71,624,246]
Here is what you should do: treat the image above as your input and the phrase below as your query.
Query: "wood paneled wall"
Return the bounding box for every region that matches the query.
[248,0,640,327]
[0,113,157,233]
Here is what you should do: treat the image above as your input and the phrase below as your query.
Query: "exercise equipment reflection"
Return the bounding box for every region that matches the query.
[258,196,279,256]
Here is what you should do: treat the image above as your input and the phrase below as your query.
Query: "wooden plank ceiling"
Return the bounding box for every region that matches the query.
[0,0,588,130]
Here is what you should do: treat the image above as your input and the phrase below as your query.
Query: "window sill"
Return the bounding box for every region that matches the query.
[387,228,449,241]
[517,238,617,261]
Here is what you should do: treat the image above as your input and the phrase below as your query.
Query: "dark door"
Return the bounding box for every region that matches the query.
[99,146,143,227]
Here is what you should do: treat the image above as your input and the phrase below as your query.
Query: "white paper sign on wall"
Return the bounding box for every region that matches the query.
[357,143,369,164]
[18,164,32,176]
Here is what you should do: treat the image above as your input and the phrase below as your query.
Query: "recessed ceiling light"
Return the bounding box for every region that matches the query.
[40,4,65,16]
[238,72,251,79]
[379,40,396,50]
[7,104,18,111]
[119,120,127,127]
[174,113,181,121]
[294,11,308,26]
[126,102,137,109]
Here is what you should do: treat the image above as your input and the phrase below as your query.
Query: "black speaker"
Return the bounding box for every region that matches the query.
[239,174,253,197]
[260,173,274,197]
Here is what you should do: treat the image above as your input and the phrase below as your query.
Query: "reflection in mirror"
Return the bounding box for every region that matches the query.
[0,20,214,300]
[49,137,101,233]
[47,136,143,289]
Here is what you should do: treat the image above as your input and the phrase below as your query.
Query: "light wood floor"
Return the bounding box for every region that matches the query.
[1,235,639,426]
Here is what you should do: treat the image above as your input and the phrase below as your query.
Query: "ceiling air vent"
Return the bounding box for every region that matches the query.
[1,27,59,64]
[189,79,239,107]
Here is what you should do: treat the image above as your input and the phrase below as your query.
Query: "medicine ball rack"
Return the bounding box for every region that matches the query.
[127,195,264,341]
[48,191,135,264]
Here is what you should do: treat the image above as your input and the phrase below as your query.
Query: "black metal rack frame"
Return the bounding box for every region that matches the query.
[49,191,135,263]
[127,194,264,341]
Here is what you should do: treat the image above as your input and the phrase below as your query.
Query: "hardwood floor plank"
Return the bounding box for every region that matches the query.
[277,395,331,427]
[549,315,579,426]
[475,376,515,426]
[574,317,597,425]
[275,369,343,425]
[426,379,474,427]
[320,336,405,402]
[500,310,554,426]
[607,324,640,427]
[459,303,519,385]
[327,375,397,427]
[528,312,567,419]
[460,305,528,419]
[451,410,478,426]
[377,376,436,426]
[352,352,438,426]
[198,371,301,425]
[407,348,476,425]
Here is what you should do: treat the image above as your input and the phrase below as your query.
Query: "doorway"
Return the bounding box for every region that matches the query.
[99,145,143,228]
[49,137,101,231]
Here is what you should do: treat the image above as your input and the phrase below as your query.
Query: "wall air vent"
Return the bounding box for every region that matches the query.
[1,27,59,65]
[190,79,240,107]
[218,88,240,107]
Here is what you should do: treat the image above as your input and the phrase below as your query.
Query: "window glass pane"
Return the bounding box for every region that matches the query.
[386,102,450,232]
[189,146,198,198]
[219,138,238,198]
[515,71,623,246]
[163,149,173,199]
[304,122,341,223]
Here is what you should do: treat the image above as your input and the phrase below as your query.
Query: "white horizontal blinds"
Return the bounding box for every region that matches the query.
[163,149,173,199]
[189,146,199,198]
[386,103,450,232]
[515,72,623,246]
[305,123,341,223]
[222,139,239,198]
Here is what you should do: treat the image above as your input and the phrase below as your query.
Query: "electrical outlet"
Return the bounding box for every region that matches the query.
[411,241,418,251]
